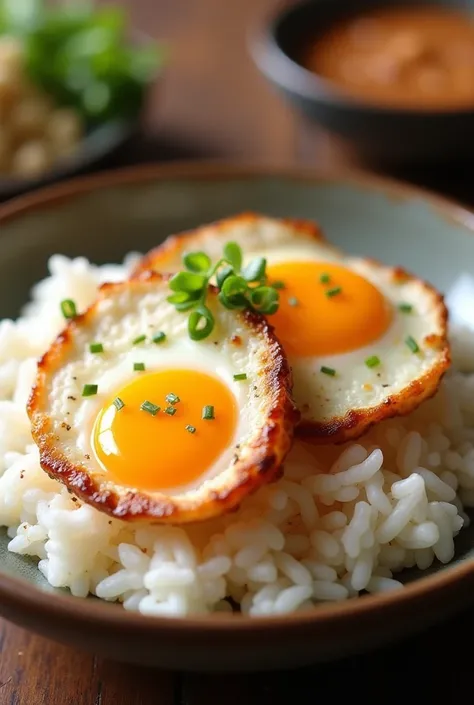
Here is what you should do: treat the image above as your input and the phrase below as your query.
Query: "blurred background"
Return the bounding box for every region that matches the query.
[4,0,474,204]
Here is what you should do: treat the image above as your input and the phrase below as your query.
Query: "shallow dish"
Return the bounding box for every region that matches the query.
[1,163,474,671]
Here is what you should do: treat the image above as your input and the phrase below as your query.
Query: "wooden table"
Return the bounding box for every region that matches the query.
[2,1,474,702]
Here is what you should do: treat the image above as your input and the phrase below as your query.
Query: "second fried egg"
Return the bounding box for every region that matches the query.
[133,213,450,442]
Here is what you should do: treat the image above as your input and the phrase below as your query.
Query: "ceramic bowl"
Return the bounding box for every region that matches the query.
[0,163,474,671]
[250,0,474,166]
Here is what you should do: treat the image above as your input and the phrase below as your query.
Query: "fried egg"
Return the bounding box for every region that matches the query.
[27,272,298,522]
[133,213,450,442]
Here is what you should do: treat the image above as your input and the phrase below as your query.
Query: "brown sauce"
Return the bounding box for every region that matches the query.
[301,5,474,109]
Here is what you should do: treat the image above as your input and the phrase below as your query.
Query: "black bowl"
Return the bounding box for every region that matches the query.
[250,0,474,166]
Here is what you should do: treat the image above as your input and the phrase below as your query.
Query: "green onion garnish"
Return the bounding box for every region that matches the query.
[326,287,342,298]
[271,280,286,290]
[133,334,146,345]
[89,342,103,354]
[320,366,336,377]
[399,303,413,314]
[165,393,180,405]
[133,362,145,372]
[202,405,215,420]
[165,406,177,416]
[140,401,160,416]
[153,331,166,344]
[185,424,196,434]
[405,336,420,353]
[288,297,299,307]
[82,384,98,397]
[233,373,247,381]
[320,273,331,284]
[113,397,125,411]
[365,356,381,369]
[61,299,77,319]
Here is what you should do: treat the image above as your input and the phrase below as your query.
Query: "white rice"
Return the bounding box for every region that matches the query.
[1,254,474,617]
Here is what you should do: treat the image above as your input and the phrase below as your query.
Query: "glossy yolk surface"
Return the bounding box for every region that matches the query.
[267,261,392,357]
[92,368,238,491]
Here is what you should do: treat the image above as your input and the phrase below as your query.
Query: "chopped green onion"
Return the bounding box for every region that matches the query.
[326,287,342,298]
[271,280,286,290]
[113,397,125,411]
[365,356,381,369]
[399,303,413,314]
[140,400,160,416]
[89,342,103,354]
[153,331,166,344]
[82,384,98,397]
[133,362,145,372]
[320,366,336,377]
[223,242,242,272]
[233,373,247,381]
[242,257,266,283]
[405,336,420,353]
[185,424,196,434]
[61,299,77,319]
[133,334,146,345]
[202,405,215,420]
[165,406,177,416]
[165,393,180,405]
[288,296,299,307]
[320,273,331,284]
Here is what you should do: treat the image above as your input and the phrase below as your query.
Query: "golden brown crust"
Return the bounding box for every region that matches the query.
[130,212,327,279]
[27,272,299,523]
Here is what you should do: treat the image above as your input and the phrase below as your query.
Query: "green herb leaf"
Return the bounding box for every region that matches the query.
[140,400,160,416]
[132,334,146,345]
[320,366,336,377]
[169,271,207,294]
[271,280,286,290]
[242,257,266,283]
[223,241,242,272]
[405,336,420,353]
[326,287,342,298]
[320,273,331,284]
[365,356,380,369]
[61,299,77,319]
[188,305,215,341]
[202,405,215,420]
[399,303,413,314]
[89,342,104,354]
[153,331,166,344]
[216,264,233,289]
[82,383,98,397]
[183,251,211,274]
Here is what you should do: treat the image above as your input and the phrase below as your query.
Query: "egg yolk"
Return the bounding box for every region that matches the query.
[267,261,392,356]
[92,369,238,491]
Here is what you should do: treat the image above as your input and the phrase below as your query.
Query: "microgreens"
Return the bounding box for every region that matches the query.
[167,241,280,341]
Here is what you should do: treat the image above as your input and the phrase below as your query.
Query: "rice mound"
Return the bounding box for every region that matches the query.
[1,255,473,617]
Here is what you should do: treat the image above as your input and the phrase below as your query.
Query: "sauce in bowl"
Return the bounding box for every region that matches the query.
[301,5,474,110]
